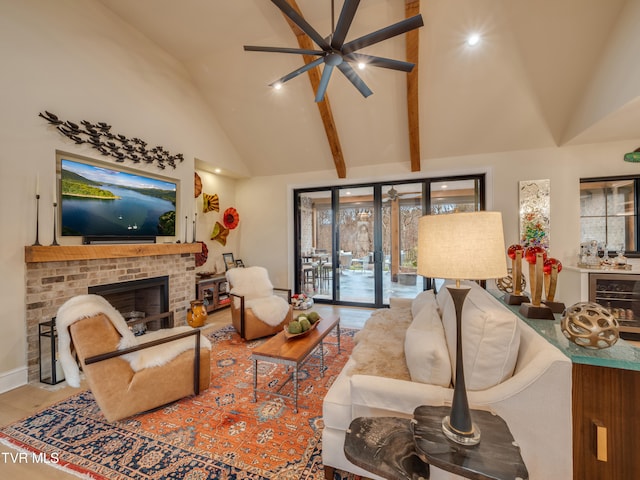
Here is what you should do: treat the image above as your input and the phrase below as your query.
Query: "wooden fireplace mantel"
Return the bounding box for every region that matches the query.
[25,243,201,263]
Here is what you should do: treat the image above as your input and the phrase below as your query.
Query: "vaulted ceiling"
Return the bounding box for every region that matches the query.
[97,0,640,178]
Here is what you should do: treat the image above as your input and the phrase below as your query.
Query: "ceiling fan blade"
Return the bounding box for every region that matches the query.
[342,14,424,55]
[344,53,415,72]
[331,0,360,49]
[271,0,331,50]
[269,57,325,86]
[337,62,373,98]
[315,64,334,102]
[244,45,324,56]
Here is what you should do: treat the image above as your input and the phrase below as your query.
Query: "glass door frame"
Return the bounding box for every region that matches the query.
[293,173,486,308]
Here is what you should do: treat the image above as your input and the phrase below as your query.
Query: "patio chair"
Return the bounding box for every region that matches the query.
[339,252,352,273]
[226,266,293,340]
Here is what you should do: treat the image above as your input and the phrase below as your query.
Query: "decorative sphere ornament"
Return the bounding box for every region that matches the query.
[507,244,524,260]
[525,245,547,264]
[561,302,619,349]
[543,257,562,274]
[497,271,527,293]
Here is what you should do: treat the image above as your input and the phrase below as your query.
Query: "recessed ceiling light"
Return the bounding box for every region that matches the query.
[467,33,481,47]
[214,168,221,174]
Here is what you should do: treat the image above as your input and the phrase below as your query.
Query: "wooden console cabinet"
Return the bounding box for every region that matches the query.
[196,275,230,313]
[492,289,640,479]
[572,364,640,479]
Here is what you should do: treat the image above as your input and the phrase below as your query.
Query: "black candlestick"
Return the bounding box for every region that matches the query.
[184,215,188,243]
[32,194,41,246]
[50,202,59,246]
[192,213,197,243]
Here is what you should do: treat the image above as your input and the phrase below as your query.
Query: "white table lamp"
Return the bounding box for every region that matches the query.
[417,211,507,445]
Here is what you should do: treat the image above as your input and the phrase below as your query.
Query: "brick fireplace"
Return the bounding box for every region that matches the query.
[24,244,199,382]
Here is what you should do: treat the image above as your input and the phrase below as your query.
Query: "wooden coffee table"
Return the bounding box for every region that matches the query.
[250,314,340,413]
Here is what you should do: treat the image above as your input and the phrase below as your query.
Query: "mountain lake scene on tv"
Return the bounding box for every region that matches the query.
[61,159,176,237]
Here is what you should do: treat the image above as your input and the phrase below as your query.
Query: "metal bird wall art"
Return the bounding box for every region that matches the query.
[38,110,184,170]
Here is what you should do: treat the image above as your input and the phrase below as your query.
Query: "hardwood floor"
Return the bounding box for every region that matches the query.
[0,304,371,478]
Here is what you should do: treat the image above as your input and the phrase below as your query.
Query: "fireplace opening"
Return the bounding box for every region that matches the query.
[88,276,173,332]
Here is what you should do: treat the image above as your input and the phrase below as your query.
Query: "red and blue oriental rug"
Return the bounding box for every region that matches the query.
[0,325,355,479]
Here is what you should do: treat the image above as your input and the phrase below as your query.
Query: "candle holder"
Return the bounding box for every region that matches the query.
[50,202,60,246]
[503,244,529,305]
[519,247,555,320]
[543,258,565,313]
[184,215,188,244]
[32,194,41,246]
[192,212,197,243]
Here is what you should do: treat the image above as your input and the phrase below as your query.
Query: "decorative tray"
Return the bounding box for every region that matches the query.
[283,319,319,339]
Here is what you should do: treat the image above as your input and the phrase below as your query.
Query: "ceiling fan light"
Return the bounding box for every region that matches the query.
[466,33,481,46]
[273,82,283,90]
[358,62,366,70]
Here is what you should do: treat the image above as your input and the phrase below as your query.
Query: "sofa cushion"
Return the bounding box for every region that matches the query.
[440,283,520,391]
[404,302,452,387]
[411,289,437,318]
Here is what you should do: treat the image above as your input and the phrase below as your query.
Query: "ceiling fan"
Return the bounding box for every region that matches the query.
[244,0,424,102]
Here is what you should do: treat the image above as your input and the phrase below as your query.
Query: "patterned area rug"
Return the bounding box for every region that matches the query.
[0,325,356,479]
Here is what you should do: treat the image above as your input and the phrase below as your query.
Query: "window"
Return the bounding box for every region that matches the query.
[293,174,485,307]
[580,176,638,254]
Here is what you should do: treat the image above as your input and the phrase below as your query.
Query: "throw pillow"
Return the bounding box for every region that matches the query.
[404,302,452,387]
[441,285,520,391]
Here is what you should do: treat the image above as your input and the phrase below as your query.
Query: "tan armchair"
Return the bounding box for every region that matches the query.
[226,266,293,340]
[56,295,211,422]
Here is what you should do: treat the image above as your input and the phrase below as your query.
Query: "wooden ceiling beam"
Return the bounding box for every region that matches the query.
[281,0,347,179]
[406,0,421,172]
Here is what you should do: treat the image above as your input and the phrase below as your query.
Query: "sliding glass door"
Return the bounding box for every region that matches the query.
[337,186,376,304]
[294,174,484,307]
[381,183,425,304]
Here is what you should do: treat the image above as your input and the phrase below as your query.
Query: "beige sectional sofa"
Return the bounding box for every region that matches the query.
[322,282,573,479]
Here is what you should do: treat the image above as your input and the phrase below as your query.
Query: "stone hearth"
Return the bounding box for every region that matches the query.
[25,249,196,382]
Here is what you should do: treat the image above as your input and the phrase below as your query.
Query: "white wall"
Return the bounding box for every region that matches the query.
[236,141,640,296]
[0,0,247,391]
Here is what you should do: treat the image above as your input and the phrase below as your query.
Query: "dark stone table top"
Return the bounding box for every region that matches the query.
[344,406,528,480]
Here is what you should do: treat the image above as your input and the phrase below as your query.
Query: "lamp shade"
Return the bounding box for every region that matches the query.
[417,211,507,280]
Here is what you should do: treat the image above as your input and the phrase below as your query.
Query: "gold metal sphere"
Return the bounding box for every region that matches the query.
[561,302,619,349]
[496,271,526,293]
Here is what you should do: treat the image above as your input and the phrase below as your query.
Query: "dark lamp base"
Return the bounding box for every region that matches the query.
[442,415,481,445]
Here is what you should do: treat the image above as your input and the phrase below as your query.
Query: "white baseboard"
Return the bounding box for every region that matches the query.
[0,367,28,394]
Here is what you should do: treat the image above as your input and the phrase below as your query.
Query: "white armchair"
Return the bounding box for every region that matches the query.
[226,266,292,340]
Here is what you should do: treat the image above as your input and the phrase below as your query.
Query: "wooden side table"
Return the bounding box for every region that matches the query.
[344,406,528,480]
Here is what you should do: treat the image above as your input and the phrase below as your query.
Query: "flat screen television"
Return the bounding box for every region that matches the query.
[58,154,177,241]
